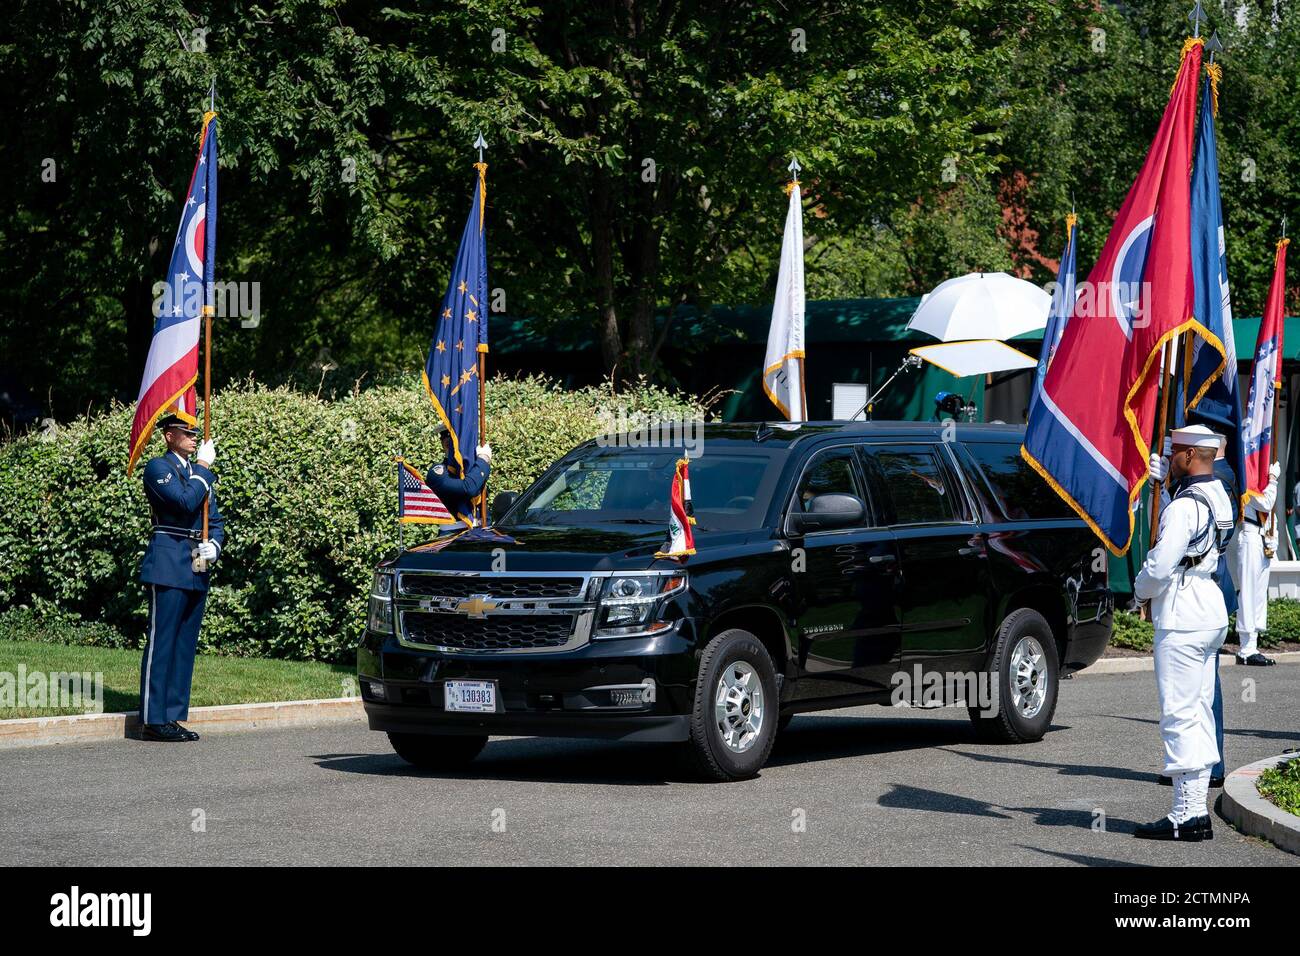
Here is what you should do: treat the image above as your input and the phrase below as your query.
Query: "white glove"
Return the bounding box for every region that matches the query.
[1148,454,1168,483]
[196,541,219,562]
[197,439,216,467]
[1269,462,1281,481]
[476,442,493,465]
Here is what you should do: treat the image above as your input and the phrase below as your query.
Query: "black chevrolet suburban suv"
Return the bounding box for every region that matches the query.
[359,422,1113,781]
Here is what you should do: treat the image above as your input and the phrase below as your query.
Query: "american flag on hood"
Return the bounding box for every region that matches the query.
[128,110,218,474]
[398,459,454,524]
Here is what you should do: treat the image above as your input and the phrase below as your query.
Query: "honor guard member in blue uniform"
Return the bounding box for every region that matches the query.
[426,426,493,526]
[1136,424,1235,841]
[138,415,225,742]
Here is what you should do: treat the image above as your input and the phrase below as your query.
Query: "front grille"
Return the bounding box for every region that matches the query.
[399,574,585,600]
[402,612,576,651]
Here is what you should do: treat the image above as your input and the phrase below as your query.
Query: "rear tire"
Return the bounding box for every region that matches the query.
[969,608,1059,743]
[684,629,779,782]
[388,732,487,770]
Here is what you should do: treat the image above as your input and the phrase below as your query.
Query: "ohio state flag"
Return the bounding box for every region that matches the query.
[127,110,218,474]
[1242,237,1290,504]
[1022,38,1203,555]
[654,458,696,559]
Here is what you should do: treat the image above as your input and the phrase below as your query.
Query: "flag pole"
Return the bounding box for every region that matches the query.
[1148,336,1177,544]
[397,453,406,553]
[196,80,217,571]
[474,131,489,527]
[1149,2,1206,545]
[788,157,805,421]
[1267,219,1288,546]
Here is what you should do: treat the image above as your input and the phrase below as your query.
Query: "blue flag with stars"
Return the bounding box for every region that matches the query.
[423,164,488,479]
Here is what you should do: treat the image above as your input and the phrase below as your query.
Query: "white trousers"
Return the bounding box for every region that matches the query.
[1234,524,1270,655]
[1153,626,1227,775]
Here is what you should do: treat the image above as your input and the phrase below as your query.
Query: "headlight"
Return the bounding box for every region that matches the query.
[368,570,395,634]
[594,573,686,639]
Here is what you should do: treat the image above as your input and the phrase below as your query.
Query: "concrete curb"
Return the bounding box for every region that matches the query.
[1085,650,1300,675]
[1220,753,1300,856]
[0,697,363,750]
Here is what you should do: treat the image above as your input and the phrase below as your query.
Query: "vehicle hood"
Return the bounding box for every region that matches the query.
[389,526,763,572]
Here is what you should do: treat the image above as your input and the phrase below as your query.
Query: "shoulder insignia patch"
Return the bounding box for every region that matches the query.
[432,465,446,475]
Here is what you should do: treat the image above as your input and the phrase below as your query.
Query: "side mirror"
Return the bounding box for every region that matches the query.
[786,493,866,536]
[492,490,520,523]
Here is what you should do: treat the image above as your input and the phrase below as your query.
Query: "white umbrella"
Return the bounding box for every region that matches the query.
[909,340,1038,378]
[907,272,1051,342]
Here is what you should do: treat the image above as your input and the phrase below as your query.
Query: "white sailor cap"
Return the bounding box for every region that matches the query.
[1169,424,1224,449]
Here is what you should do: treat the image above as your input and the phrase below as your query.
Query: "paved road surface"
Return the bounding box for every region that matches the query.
[2,665,1297,865]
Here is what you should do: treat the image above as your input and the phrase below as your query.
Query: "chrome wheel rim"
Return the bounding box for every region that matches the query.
[1009,635,1048,719]
[714,661,764,753]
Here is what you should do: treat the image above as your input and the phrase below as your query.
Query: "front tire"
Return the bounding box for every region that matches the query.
[388,732,487,770]
[969,608,1059,743]
[685,629,779,781]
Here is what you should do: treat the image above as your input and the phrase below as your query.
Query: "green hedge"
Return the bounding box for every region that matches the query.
[1110,604,1294,653]
[0,375,705,663]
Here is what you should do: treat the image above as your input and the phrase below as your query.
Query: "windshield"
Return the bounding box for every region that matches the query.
[499,445,782,532]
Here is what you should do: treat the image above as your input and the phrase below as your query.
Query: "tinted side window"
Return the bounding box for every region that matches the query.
[964,441,1075,520]
[869,448,958,524]
[794,447,864,514]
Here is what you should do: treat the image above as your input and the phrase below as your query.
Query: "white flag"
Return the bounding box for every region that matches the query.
[763,183,805,420]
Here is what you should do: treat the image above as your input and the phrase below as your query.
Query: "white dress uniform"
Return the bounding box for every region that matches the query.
[1135,426,1235,832]
[1231,464,1279,658]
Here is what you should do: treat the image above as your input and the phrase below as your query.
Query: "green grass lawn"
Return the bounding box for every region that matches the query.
[0,640,356,719]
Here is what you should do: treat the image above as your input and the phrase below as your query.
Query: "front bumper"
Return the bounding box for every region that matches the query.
[359,622,699,742]
[364,703,690,742]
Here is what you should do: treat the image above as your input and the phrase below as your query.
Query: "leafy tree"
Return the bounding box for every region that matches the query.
[1,0,1296,423]
[997,0,1300,312]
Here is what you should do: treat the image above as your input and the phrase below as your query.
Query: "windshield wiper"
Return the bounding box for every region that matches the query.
[602,518,661,525]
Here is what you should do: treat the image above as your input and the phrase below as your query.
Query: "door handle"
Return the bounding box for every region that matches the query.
[957,545,981,557]
[869,554,896,565]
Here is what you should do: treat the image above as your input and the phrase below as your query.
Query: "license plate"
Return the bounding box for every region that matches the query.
[444,680,497,713]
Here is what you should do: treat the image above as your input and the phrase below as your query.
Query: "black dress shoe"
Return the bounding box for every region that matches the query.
[1237,652,1276,666]
[139,722,188,742]
[1134,815,1214,841]
[168,721,200,741]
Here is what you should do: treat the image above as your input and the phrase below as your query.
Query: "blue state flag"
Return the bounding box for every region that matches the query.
[1027,214,1077,421]
[423,164,489,481]
[1181,73,1242,506]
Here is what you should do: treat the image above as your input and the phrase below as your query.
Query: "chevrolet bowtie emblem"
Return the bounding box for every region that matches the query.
[455,594,498,619]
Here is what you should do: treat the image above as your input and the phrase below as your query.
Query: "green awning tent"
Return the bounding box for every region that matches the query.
[493,297,1296,422]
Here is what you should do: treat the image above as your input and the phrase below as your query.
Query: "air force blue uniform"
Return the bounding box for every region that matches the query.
[139,452,225,725]
[425,453,490,524]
